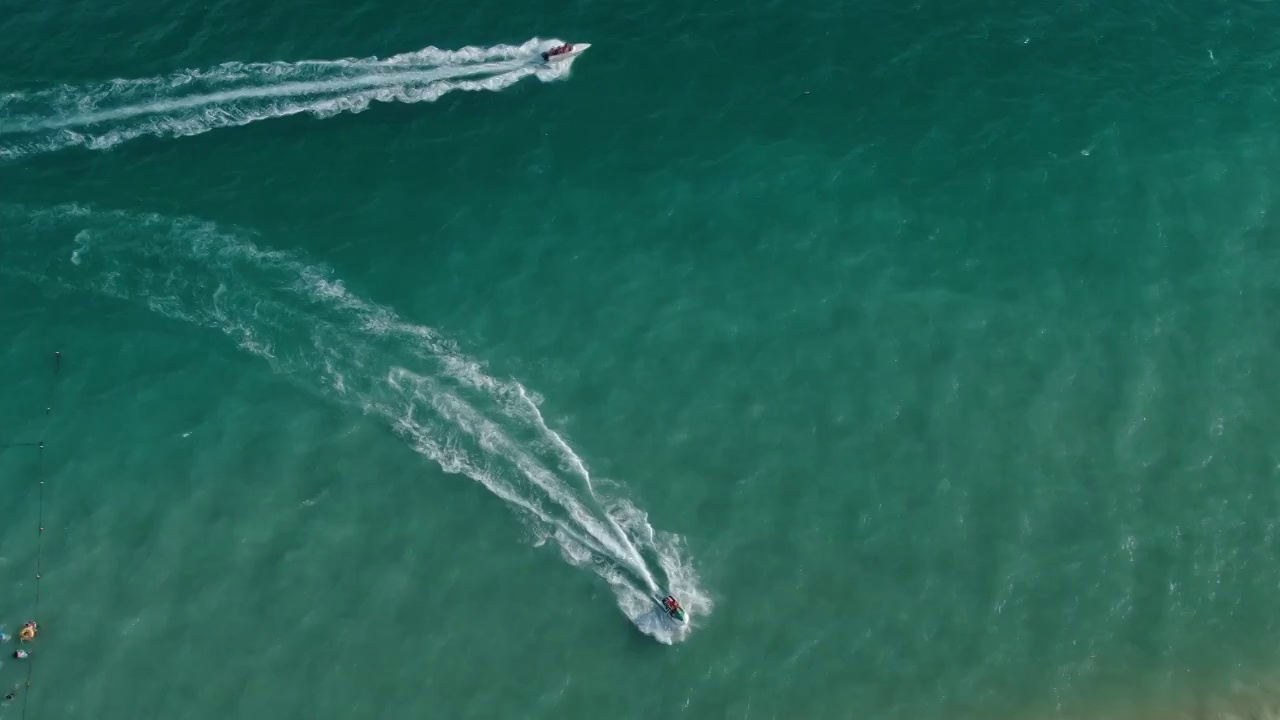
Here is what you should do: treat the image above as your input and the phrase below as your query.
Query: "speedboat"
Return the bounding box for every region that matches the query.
[541,43,591,63]
[655,594,687,625]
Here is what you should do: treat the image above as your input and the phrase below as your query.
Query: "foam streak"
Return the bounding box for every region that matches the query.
[0,204,709,643]
[0,39,575,159]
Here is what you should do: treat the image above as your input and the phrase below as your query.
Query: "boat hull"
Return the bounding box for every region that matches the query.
[545,43,591,62]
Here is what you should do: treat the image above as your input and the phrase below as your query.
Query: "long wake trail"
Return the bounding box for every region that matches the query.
[0,39,575,159]
[0,204,709,643]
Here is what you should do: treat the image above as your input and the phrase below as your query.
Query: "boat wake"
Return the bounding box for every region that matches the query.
[0,39,577,160]
[0,204,708,643]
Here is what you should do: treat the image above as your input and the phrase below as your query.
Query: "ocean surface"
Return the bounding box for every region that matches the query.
[3,0,1280,718]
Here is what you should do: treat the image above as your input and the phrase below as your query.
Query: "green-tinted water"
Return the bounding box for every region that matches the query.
[4,0,1280,718]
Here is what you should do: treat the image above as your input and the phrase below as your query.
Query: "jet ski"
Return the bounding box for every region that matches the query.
[655,594,687,625]
[541,43,591,63]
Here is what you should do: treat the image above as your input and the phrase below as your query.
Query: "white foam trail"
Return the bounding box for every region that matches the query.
[516,385,595,488]
[19,62,525,131]
[0,204,706,643]
[381,382,619,563]
[509,386,655,573]
[0,39,577,159]
[383,369,661,598]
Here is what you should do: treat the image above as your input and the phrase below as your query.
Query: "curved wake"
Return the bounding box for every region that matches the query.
[0,39,577,159]
[0,204,708,643]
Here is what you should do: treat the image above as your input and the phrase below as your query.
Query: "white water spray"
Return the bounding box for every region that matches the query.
[0,39,579,159]
[0,204,709,643]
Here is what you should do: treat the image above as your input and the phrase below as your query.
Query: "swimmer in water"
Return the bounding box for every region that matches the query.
[12,649,27,660]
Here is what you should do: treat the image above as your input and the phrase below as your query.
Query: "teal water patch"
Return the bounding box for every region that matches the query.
[7,0,1280,716]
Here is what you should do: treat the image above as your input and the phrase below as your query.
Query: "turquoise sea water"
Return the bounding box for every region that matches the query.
[5,0,1280,718]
